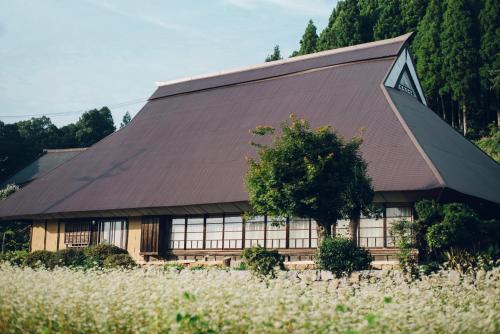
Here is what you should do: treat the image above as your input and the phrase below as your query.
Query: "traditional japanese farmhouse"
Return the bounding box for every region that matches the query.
[1,33,499,264]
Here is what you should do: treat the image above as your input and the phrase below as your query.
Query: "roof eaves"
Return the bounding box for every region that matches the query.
[380,84,446,189]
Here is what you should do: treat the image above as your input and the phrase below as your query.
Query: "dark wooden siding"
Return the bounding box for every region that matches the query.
[140,216,168,255]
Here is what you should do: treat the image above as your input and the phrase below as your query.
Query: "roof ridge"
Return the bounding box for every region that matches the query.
[44,148,87,153]
[156,33,413,88]
[381,85,446,188]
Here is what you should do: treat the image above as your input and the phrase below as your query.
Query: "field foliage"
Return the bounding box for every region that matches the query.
[0,264,499,333]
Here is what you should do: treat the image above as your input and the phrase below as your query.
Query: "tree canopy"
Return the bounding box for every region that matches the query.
[120,112,132,128]
[265,45,283,62]
[245,115,374,241]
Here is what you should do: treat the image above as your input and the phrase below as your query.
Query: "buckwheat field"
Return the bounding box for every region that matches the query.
[0,264,499,333]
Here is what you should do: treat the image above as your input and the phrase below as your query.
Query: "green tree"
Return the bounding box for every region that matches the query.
[0,122,35,181]
[297,20,318,55]
[402,0,429,32]
[479,0,500,127]
[329,0,364,48]
[373,0,405,40]
[265,45,283,62]
[475,124,500,162]
[0,184,29,253]
[413,0,445,117]
[120,112,132,128]
[75,107,116,147]
[16,116,61,149]
[58,123,80,148]
[245,115,374,243]
[316,7,340,51]
[441,0,480,135]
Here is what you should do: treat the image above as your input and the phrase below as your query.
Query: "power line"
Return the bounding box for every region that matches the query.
[0,98,147,119]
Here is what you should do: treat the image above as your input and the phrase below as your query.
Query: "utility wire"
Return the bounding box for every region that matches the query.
[0,98,147,118]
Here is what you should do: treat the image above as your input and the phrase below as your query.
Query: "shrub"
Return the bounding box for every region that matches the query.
[83,243,128,267]
[54,248,86,267]
[316,237,372,277]
[241,245,284,279]
[390,219,418,275]
[103,254,136,269]
[164,263,185,271]
[0,250,28,266]
[24,250,58,269]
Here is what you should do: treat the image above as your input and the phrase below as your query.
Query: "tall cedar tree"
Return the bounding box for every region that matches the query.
[297,20,318,55]
[402,0,429,32]
[329,0,364,48]
[265,45,283,62]
[479,0,500,127]
[414,0,445,118]
[373,0,405,40]
[245,116,374,244]
[441,0,480,135]
[316,7,339,51]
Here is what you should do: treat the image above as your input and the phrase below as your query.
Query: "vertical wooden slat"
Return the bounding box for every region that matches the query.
[202,215,207,249]
[43,220,48,250]
[221,214,225,250]
[184,217,188,250]
[56,221,61,251]
[383,204,387,248]
[308,219,312,249]
[242,217,246,249]
[263,216,268,248]
[285,217,290,249]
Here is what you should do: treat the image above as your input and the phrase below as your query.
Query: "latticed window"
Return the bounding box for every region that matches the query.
[205,217,223,249]
[186,217,204,249]
[244,216,265,247]
[170,218,186,249]
[64,221,91,247]
[266,217,286,249]
[386,207,412,247]
[223,216,243,248]
[96,219,127,249]
[289,218,310,248]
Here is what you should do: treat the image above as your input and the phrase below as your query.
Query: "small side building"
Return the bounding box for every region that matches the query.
[0,148,86,188]
[0,33,499,265]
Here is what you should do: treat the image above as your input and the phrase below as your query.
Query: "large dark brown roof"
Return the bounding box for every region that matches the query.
[0,33,497,219]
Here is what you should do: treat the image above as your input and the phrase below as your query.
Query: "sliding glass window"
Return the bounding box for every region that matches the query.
[289,218,309,248]
[310,220,319,248]
[224,216,243,249]
[95,219,127,249]
[386,207,412,247]
[266,217,286,249]
[245,216,265,247]
[205,217,223,249]
[170,218,185,249]
[186,217,204,249]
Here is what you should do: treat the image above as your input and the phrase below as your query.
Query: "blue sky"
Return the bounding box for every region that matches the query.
[0,0,335,127]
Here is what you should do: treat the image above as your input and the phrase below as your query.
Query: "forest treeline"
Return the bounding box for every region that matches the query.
[0,109,131,182]
[266,0,499,140]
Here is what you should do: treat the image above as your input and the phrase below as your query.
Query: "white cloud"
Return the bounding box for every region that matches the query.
[225,0,334,17]
[83,0,208,39]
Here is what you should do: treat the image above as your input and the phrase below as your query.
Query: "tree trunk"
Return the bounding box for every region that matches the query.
[316,220,335,246]
[349,217,359,246]
[458,102,463,132]
[497,109,500,128]
[440,95,447,122]
[462,102,467,136]
[451,100,456,128]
